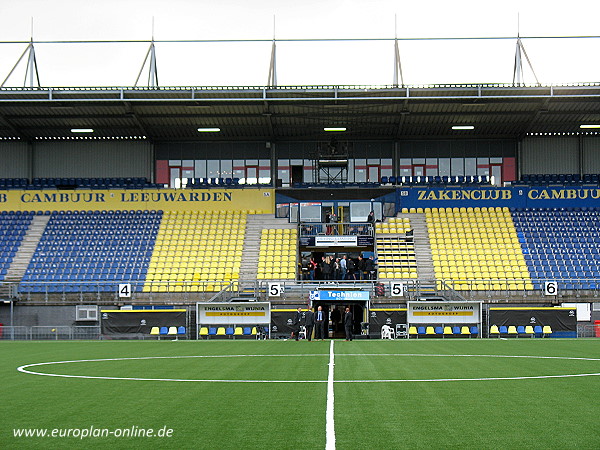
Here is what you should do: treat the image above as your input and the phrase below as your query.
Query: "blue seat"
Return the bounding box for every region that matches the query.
[243,327,252,336]
[159,326,169,336]
[225,327,234,336]
[434,326,443,335]
[470,326,479,336]
[417,326,426,335]
[177,326,186,335]
[208,327,217,336]
[499,325,508,335]
[452,326,461,335]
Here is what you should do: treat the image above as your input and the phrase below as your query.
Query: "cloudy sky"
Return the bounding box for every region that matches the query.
[0,0,599,87]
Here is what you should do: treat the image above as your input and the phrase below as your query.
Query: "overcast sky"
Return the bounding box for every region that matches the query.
[0,0,599,87]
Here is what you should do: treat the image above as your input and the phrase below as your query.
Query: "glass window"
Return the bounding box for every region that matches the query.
[490,157,503,164]
[300,204,322,222]
[220,160,233,177]
[451,158,464,176]
[195,160,206,178]
[354,159,367,182]
[168,160,181,166]
[207,160,220,179]
[465,158,477,175]
[438,158,451,176]
[350,202,371,222]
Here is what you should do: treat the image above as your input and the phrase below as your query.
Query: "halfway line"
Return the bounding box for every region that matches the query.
[326,340,335,450]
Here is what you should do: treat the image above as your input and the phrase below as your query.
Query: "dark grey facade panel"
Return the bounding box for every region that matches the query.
[521,137,579,175]
[155,142,269,160]
[582,137,600,173]
[33,141,152,178]
[0,142,29,178]
[398,139,517,158]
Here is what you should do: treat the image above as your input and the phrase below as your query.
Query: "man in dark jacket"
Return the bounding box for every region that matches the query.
[344,306,353,341]
[293,307,303,341]
[304,306,315,341]
[365,256,376,280]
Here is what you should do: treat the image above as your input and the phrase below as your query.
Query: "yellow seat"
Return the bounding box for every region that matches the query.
[542,325,552,335]
[251,327,258,335]
[461,326,470,335]
[525,325,534,336]
[199,327,209,336]
[150,327,160,335]
[234,327,243,336]
[508,325,518,335]
[489,325,500,335]
[443,326,453,335]
[168,326,178,335]
[216,327,226,336]
[408,326,418,335]
[426,326,435,335]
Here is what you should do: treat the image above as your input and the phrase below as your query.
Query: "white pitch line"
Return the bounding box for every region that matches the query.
[326,340,335,450]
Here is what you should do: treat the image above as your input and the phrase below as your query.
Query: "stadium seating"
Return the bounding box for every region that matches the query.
[376,218,417,279]
[0,211,33,282]
[517,174,599,186]
[428,207,533,290]
[257,228,298,280]
[29,177,159,189]
[20,210,159,293]
[513,208,600,289]
[144,210,245,292]
[380,175,490,186]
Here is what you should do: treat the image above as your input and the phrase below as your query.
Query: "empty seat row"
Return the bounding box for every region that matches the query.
[381,175,489,186]
[519,174,599,185]
[150,326,186,336]
[489,325,552,336]
[408,326,479,337]
[198,326,263,337]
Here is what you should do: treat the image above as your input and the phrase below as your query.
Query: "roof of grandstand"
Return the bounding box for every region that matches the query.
[1,83,600,141]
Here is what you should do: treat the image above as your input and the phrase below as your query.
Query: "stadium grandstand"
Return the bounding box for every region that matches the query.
[1,34,600,342]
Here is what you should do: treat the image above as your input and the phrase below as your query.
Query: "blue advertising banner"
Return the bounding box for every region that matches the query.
[397,186,600,209]
[309,290,370,301]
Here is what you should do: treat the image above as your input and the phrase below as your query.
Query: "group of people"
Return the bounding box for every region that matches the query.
[293,305,354,341]
[302,254,377,280]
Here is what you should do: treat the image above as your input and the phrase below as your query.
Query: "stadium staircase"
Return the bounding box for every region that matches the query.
[237,214,296,300]
[395,212,440,298]
[2,215,49,295]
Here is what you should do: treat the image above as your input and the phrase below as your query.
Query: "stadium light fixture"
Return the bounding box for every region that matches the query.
[324,127,347,132]
[197,128,221,132]
[580,124,600,129]
[71,128,94,133]
[452,125,475,130]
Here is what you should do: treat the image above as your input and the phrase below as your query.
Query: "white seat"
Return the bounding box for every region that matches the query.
[381,325,395,340]
[298,325,306,340]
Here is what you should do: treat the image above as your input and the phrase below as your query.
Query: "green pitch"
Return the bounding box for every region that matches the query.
[2,339,600,449]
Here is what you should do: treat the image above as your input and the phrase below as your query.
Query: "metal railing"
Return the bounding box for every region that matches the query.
[3,277,600,304]
[0,326,101,340]
[298,222,374,237]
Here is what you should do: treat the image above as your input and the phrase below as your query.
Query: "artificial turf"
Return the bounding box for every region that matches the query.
[2,339,600,449]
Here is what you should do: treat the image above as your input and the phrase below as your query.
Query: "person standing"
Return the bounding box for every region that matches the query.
[365,255,376,280]
[293,306,303,341]
[344,306,353,341]
[340,255,347,280]
[304,306,315,341]
[330,305,341,334]
[315,305,326,340]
